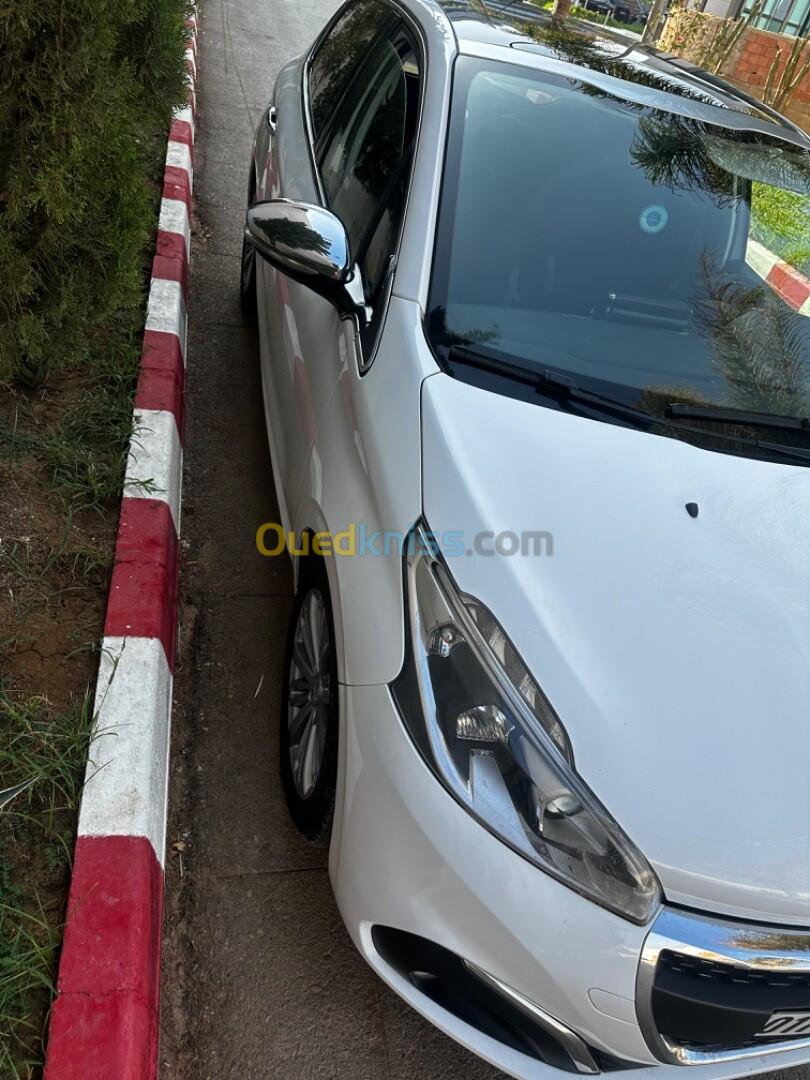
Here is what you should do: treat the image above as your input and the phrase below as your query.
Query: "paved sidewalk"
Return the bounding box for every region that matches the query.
[158,1,501,1077]
[157,1,809,1078]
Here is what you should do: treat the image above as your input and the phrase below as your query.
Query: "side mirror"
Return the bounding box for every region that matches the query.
[245,200,368,324]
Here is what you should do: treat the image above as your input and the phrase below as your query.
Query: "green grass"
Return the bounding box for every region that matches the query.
[0,6,190,1078]
[0,0,192,386]
[2,523,113,600]
[751,182,810,275]
[0,141,152,1080]
[0,689,95,1078]
[0,313,143,514]
[41,340,142,512]
[0,354,125,1073]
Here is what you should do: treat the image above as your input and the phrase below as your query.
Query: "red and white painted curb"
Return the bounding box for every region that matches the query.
[747,237,810,314]
[43,14,198,1080]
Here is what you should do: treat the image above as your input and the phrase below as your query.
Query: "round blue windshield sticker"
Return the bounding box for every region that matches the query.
[640,205,668,234]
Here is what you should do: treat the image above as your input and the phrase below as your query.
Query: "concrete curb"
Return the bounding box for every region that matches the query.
[43,13,197,1079]
[747,236,810,314]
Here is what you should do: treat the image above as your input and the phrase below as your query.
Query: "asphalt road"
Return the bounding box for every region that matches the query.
[158,2,808,1079]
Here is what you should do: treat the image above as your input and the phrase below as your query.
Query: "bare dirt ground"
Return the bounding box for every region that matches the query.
[0,372,123,1076]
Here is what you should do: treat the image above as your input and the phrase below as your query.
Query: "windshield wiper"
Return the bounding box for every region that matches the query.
[667,403,810,433]
[448,345,661,428]
[447,344,810,465]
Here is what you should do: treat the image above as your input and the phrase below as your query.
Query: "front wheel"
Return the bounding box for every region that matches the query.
[279,559,338,843]
[240,167,258,320]
[239,229,257,320]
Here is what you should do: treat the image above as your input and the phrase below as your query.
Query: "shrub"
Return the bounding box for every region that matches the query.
[0,0,190,384]
[537,0,644,32]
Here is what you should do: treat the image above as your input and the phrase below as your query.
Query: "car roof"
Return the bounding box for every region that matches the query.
[422,0,810,147]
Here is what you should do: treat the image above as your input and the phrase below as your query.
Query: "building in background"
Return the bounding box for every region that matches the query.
[704,0,810,35]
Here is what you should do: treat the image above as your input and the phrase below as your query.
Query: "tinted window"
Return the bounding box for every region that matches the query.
[309,1,398,143]
[429,59,810,437]
[321,34,420,306]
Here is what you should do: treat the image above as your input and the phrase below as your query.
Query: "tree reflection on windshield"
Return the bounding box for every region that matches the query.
[428,52,810,459]
[630,113,740,206]
[692,253,810,417]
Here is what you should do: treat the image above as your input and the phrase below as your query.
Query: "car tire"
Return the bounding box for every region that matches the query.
[240,172,258,321]
[240,231,258,320]
[279,556,338,844]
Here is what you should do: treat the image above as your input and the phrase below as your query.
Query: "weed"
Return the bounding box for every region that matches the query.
[0,688,94,1075]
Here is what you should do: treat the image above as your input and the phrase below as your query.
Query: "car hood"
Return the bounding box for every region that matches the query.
[421,373,810,925]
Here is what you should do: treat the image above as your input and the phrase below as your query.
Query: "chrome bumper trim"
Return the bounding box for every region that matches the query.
[464,960,601,1074]
[636,906,810,1066]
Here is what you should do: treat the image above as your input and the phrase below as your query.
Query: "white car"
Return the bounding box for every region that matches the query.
[240,1,810,1076]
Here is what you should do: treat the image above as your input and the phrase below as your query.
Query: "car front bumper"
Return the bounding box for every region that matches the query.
[330,682,810,1079]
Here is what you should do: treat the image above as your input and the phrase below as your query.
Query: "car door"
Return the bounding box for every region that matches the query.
[255,0,398,530]
[293,25,425,684]
[300,22,422,418]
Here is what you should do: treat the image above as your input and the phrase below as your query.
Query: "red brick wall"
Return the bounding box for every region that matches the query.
[732,26,810,106]
[659,11,810,130]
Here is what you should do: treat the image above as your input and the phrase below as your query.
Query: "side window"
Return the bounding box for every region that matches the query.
[320,31,421,322]
[308,1,398,144]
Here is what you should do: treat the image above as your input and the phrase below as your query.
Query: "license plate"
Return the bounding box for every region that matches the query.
[756,1010,810,1038]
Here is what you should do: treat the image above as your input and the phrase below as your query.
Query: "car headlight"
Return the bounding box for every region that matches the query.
[391,523,661,925]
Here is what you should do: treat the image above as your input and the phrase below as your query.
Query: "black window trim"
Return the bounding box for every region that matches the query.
[312,9,403,164]
[302,0,400,204]
[301,3,346,206]
[301,0,429,374]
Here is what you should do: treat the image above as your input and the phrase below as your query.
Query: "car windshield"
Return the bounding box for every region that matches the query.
[427,58,810,438]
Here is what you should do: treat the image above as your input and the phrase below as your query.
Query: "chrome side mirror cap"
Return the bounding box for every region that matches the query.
[245,200,368,324]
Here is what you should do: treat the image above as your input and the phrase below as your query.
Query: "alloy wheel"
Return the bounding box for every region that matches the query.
[286,589,331,800]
